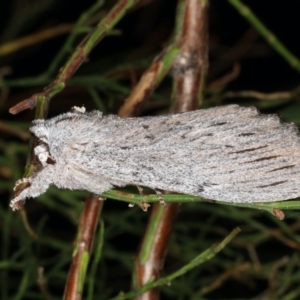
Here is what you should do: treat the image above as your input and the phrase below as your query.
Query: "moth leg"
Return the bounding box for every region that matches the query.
[154,189,166,206]
[13,177,33,191]
[128,186,141,208]
[136,185,144,198]
[134,185,150,212]
[10,167,54,211]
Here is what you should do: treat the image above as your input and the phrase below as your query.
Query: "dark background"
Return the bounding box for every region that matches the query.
[1,1,300,299]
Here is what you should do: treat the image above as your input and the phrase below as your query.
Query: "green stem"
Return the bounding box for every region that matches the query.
[228,0,300,73]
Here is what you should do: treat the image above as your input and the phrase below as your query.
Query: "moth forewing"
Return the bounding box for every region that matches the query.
[10,105,300,210]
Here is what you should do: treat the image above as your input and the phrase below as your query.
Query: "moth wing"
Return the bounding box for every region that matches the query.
[59,105,300,202]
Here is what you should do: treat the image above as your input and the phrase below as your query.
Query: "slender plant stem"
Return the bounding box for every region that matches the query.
[228,0,300,73]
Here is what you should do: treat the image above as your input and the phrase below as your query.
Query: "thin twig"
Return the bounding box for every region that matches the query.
[118,49,179,117]
[110,228,241,300]
[201,262,251,294]
[9,0,140,115]
[207,63,240,91]
[0,24,74,57]
[222,90,291,101]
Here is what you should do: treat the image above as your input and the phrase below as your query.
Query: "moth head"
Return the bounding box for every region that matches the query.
[30,120,49,144]
[34,144,56,167]
[30,120,56,167]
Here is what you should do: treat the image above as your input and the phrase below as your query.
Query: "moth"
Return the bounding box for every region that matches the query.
[10,105,300,210]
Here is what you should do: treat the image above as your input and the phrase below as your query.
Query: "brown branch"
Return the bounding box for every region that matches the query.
[118,48,178,118]
[117,43,179,300]
[9,94,45,115]
[131,1,209,299]
[172,0,209,112]
[133,204,179,300]
[118,56,165,118]
[63,195,104,300]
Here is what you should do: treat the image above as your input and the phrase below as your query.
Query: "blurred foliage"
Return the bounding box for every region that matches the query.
[1,0,300,299]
